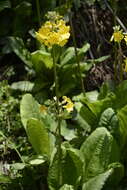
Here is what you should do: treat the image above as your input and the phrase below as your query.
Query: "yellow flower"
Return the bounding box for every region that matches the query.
[62,96,74,112]
[110,26,124,43]
[63,102,74,112]
[124,58,127,72]
[62,96,71,104]
[113,31,124,43]
[124,35,127,45]
[36,18,70,47]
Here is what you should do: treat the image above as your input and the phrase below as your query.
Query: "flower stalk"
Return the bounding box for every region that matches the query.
[52,46,62,188]
[118,43,123,81]
[110,25,126,82]
[36,12,72,188]
[114,42,117,82]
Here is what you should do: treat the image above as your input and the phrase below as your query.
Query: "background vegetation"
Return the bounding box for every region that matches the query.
[1,0,127,190]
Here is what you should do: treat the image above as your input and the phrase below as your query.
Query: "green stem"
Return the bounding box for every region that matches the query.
[69,13,85,95]
[36,0,41,27]
[114,43,117,82]
[52,46,62,188]
[118,43,123,82]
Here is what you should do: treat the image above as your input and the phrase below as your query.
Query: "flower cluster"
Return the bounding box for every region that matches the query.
[62,96,74,113]
[36,16,70,47]
[111,26,127,43]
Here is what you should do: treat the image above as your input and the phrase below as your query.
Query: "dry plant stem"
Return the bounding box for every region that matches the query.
[52,46,62,188]
[78,12,94,59]
[36,0,41,27]
[104,0,127,32]
[69,14,85,95]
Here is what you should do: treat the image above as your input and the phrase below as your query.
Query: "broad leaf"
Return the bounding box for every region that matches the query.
[78,43,90,55]
[28,155,46,165]
[11,163,26,170]
[107,162,124,187]
[98,81,115,100]
[20,94,41,129]
[85,91,99,103]
[80,127,120,182]
[80,105,97,128]
[60,47,75,66]
[31,50,53,71]
[48,147,83,190]
[74,102,91,131]
[11,81,34,92]
[115,80,127,110]
[82,93,116,120]
[61,43,90,66]
[7,37,31,67]
[99,108,120,140]
[117,105,127,147]
[26,118,50,157]
[82,169,113,190]
[59,184,74,190]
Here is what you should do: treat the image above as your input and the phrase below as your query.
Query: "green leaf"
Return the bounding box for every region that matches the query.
[58,63,78,95]
[26,118,50,157]
[48,147,83,189]
[20,93,41,129]
[62,148,83,185]
[0,174,11,183]
[7,37,31,67]
[82,169,113,190]
[80,127,120,182]
[117,105,127,147]
[85,91,99,103]
[61,43,90,66]
[0,0,11,12]
[60,120,76,141]
[11,81,34,92]
[115,80,127,110]
[28,155,46,165]
[60,47,75,65]
[99,108,119,138]
[11,163,26,170]
[82,93,116,119]
[75,102,91,131]
[59,184,74,190]
[31,50,53,71]
[98,81,115,100]
[78,43,90,55]
[89,55,110,64]
[80,105,97,128]
[107,162,124,187]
